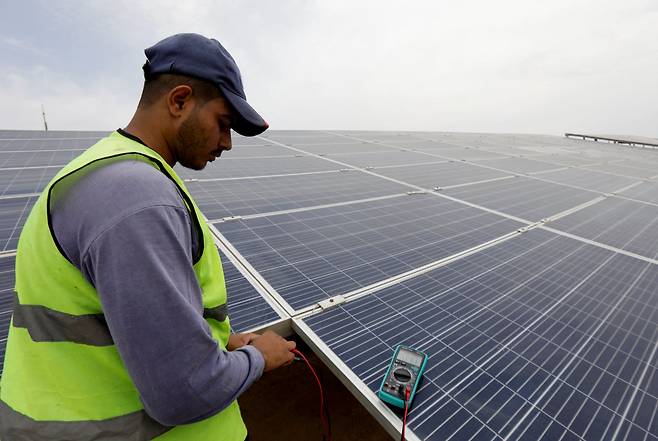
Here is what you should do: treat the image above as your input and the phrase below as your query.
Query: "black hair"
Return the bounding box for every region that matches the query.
[137,73,221,108]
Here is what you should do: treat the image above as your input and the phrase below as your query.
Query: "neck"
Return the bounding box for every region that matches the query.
[123,111,176,167]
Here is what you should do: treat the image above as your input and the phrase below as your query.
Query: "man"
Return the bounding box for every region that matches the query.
[0,33,295,440]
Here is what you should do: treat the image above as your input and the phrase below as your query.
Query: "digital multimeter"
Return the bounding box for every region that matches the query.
[378,345,428,408]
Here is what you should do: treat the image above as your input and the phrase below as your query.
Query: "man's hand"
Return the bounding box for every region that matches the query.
[250,330,296,372]
[227,333,259,351]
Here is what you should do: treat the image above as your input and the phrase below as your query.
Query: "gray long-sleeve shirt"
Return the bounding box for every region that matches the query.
[50,151,264,426]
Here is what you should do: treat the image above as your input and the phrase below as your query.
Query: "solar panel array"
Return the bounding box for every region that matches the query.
[0,128,656,440]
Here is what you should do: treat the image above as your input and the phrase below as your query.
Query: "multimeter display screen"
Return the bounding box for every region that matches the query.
[397,348,423,366]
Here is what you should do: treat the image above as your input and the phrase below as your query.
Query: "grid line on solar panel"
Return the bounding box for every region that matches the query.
[257,134,548,224]
[302,230,658,441]
[218,251,282,333]
[264,141,389,155]
[216,194,522,311]
[372,161,514,190]
[0,255,15,373]
[175,155,341,180]
[548,197,658,260]
[471,157,572,174]
[532,168,640,194]
[187,170,410,220]
[442,177,600,222]
[1,196,37,252]
[308,132,646,199]
[0,150,81,168]
[0,167,59,197]
[583,163,656,180]
[617,181,658,205]
[322,151,440,167]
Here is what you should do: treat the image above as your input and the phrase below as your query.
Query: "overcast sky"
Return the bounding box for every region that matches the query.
[1,0,657,137]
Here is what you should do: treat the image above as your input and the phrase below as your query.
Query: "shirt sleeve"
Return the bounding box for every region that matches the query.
[52,161,264,426]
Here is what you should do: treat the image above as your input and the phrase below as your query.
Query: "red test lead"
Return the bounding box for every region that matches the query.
[292,349,332,441]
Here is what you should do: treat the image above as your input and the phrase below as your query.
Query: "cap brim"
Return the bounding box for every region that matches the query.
[220,87,269,137]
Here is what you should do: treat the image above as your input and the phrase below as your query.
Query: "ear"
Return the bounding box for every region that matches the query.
[166,85,195,118]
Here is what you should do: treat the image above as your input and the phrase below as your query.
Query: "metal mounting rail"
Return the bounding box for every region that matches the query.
[209,193,409,224]
[294,226,536,319]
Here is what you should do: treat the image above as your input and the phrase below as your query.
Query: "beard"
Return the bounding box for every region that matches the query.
[173,110,211,170]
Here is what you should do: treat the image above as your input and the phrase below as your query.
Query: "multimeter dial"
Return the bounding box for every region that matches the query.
[393,367,412,383]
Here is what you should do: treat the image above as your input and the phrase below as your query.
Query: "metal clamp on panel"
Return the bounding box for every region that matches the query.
[220,215,243,223]
[317,295,346,311]
[184,178,198,182]
[406,191,426,196]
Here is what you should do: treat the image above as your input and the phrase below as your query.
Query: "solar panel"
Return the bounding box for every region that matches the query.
[414,147,510,161]
[175,155,341,180]
[472,157,568,174]
[0,129,656,441]
[215,145,298,158]
[215,193,522,311]
[325,151,438,167]
[443,176,600,221]
[271,141,387,155]
[219,251,283,333]
[0,150,81,168]
[0,196,37,252]
[0,255,15,373]
[187,170,410,221]
[618,182,658,205]
[0,167,58,197]
[548,198,658,260]
[535,168,638,193]
[299,229,658,440]
[374,161,512,189]
[582,163,656,180]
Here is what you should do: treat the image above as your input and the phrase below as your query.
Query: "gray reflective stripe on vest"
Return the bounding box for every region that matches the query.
[0,399,172,441]
[11,293,113,346]
[203,303,228,322]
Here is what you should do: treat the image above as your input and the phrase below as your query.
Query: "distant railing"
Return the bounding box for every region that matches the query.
[565,133,658,149]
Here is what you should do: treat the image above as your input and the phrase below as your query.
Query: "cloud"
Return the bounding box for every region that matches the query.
[1,66,138,130]
[2,0,658,136]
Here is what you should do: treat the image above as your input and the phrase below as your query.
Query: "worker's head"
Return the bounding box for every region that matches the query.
[137,33,268,170]
[137,73,234,170]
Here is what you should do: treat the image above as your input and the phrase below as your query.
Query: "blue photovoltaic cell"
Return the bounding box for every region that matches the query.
[187,170,409,220]
[303,229,658,441]
[443,176,599,221]
[220,251,282,333]
[0,255,15,374]
[0,150,82,168]
[413,147,509,161]
[582,163,655,180]
[537,168,638,193]
[324,150,438,167]
[548,198,658,260]
[175,155,341,180]
[0,196,36,252]
[471,157,566,174]
[0,130,108,140]
[618,182,658,205]
[0,167,59,196]
[284,142,388,155]
[214,145,296,158]
[216,194,522,311]
[374,161,512,189]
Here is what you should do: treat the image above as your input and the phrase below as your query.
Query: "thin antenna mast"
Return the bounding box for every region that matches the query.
[41,104,48,131]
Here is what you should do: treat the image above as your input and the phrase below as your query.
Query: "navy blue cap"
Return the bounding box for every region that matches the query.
[143,33,268,137]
